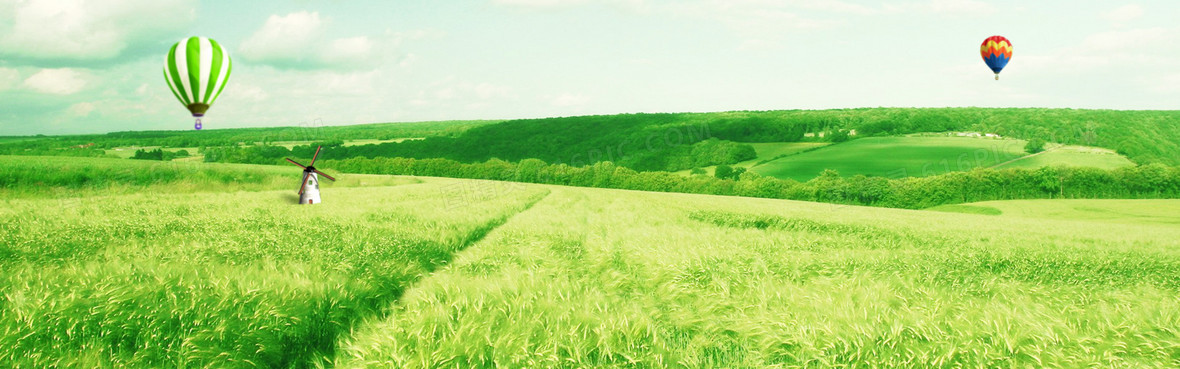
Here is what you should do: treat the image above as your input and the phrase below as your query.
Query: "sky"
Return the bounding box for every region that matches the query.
[0,0,1177,135]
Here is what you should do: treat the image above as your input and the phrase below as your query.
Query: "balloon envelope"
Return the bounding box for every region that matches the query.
[164,37,232,117]
[980,35,1012,75]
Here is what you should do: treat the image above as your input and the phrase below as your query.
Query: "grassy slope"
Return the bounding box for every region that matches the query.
[929,199,1180,225]
[338,186,1180,368]
[752,137,1029,181]
[683,139,1131,180]
[994,144,1135,170]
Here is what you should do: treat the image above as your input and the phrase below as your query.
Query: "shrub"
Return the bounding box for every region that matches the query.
[1025,138,1046,154]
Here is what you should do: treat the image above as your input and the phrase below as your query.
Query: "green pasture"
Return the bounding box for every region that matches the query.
[930,199,1180,225]
[752,137,1030,181]
[994,144,1135,170]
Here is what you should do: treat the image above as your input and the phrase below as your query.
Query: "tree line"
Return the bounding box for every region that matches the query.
[317,156,1180,209]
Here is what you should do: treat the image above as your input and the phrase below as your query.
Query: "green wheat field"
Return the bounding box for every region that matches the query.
[2,155,1179,368]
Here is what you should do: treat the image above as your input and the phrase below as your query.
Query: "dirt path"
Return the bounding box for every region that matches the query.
[988,149,1048,169]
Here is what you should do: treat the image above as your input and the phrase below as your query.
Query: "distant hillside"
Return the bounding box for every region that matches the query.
[9,108,1180,173]
[0,120,497,156]
[244,108,1177,175]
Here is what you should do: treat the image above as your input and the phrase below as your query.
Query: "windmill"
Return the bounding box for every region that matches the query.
[285,145,337,204]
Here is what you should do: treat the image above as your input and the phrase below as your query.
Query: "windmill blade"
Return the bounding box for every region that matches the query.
[298,171,311,195]
[312,169,336,181]
[286,158,307,169]
[309,146,323,166]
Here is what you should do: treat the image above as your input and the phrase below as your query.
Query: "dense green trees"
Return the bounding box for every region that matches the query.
[0,120,493,152]
[1025,138,1046,154]
[320,156,1180,210]
[131,149,190,161]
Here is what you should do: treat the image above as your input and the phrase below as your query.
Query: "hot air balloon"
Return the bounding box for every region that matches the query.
[164,37,231,130]
[980,35,1012,80]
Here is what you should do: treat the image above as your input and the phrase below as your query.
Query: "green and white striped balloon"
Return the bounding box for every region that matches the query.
[163,36,231,129]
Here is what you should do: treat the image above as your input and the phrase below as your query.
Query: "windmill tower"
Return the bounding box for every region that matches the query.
[285,146,337,204]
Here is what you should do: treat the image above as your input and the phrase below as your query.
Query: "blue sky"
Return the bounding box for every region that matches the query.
[1,0,1177,135]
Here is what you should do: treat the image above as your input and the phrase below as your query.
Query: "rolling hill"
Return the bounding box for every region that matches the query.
[744,136,1136,181]
[992,143,1134,170]
[750,136,1027,181]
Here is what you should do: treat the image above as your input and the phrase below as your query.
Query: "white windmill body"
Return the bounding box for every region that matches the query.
[299,171,321,204]
[286,145,336,205]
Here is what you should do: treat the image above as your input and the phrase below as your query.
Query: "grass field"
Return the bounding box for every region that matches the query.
[993,144,1135,170]
[929,199,1180,225]
[3,156,1180,368]
[751,137,1029,181]
[0,159,550,367]
[750,137,1139,182]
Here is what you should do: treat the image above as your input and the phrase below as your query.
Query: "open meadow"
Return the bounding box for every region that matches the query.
[743,137,1134,181]
[929,199,1180,225]
[2,156,1179,368]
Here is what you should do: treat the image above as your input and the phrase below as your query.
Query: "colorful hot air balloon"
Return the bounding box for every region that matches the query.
[980,35,1012,80]
[164,37,231,130]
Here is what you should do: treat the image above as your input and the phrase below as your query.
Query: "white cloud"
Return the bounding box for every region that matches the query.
[1016,27,1178,76]
[928,0,994,15]
[23,68,87,94]
[737,39,779,51]
[0,67,20,91]
[474,83,512,99]
[403,78,516,107]
[229,83,269,102]
[240,12,413,70]
[67,102,96,116]
[492,0,648,12]
[882,0,995,16]
[0,0,196,62]
[1105,4,1143,23]
[1083,27,1169,51]
[550,93,589,107]
[239,11,326,66]
[1154,73,1180,93]
[323,36,377,68]
[669,0,843,39]
[493,0,589,7]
